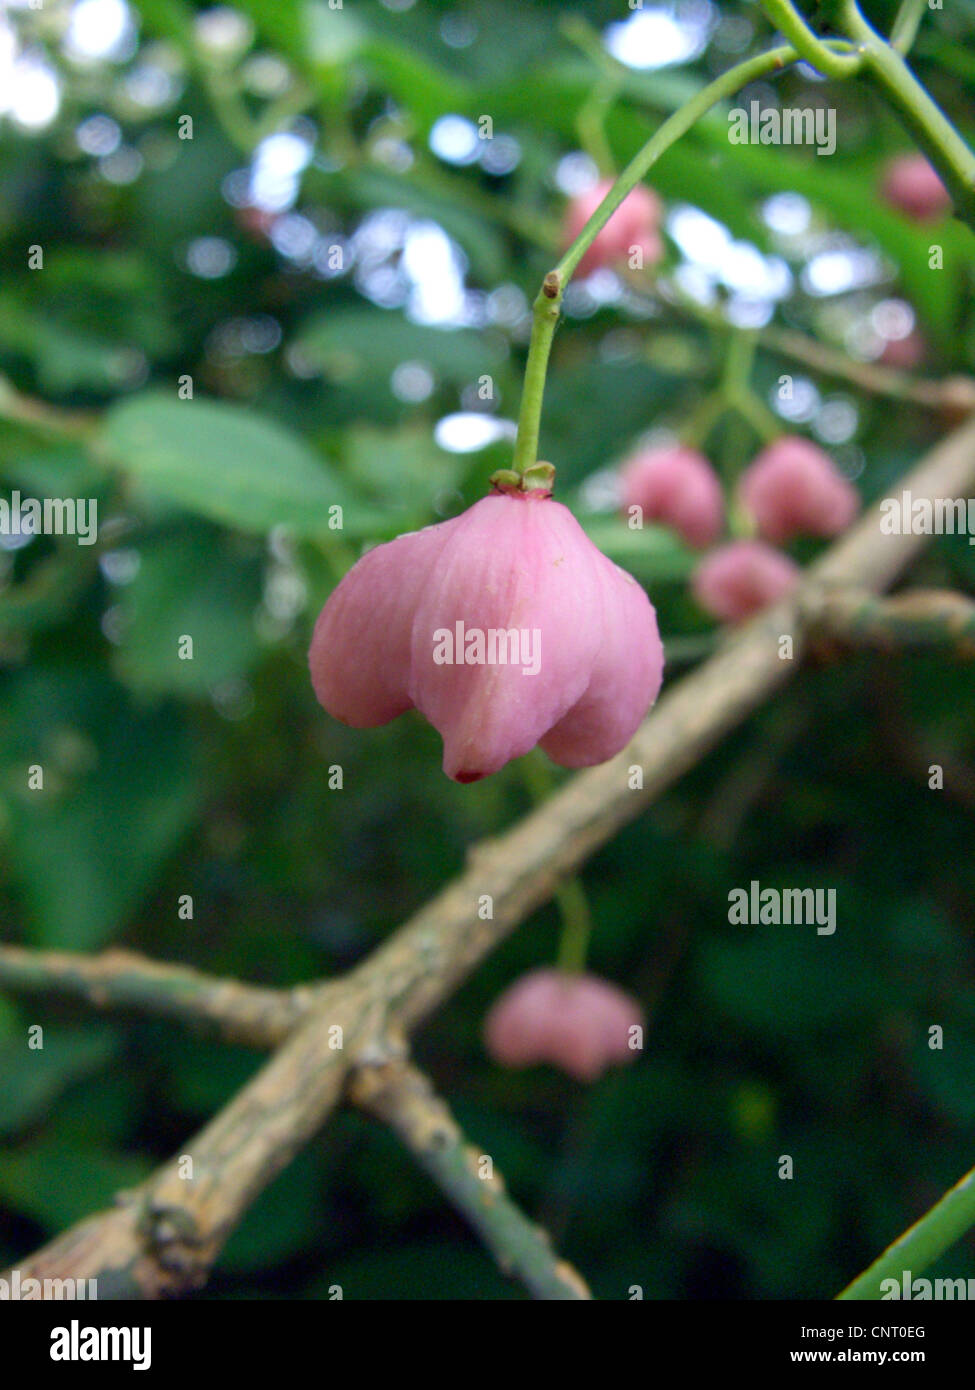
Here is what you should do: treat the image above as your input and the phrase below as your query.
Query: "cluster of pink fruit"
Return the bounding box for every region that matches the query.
[309,156,944,1086]
[620,434,859,622]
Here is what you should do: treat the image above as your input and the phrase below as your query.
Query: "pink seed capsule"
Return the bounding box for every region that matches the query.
[739,436,859,543]
[309,487,664,783]
[879,330,925,370]
[691,540,799,623]
[563,178,663,277]
[880,154,952,222]
[483,969,645,1083]
[619,444,725,549]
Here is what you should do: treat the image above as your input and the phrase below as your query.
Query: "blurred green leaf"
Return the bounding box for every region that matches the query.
[112,527,263,695]
[0,1139,150,1232]
[100,393,350,537]
[0,1026,117,1137]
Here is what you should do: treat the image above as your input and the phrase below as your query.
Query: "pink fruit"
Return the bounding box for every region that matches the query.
[619,444,725,549]
[309,482,664,782]
[739,436,859,543]
[879,330,925,370]
[563,177,663,277]
[483,969,644,1082]
[880,154,952,222]
[692,540,799,622]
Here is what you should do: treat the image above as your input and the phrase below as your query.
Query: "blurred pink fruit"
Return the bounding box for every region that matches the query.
[879,330,925,370]
[880,154,952,222]
[563,178,663,277]
[692,540,800,622]
[483,968,644,1082]
[739,436,859,543]
[310,484,664,782]
[619,444,725,549]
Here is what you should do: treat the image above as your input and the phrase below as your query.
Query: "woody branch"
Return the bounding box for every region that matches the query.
[5,412,975,1298]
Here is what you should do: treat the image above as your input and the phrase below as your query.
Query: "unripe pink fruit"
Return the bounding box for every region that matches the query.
[483,969,644,1082]
[692,540,799,622]
[309,489,664,783]
[619,444,725,549]
[739,436,859,543]
[879,330,925,370]
[880,154,952,222]
[563,178,663,277]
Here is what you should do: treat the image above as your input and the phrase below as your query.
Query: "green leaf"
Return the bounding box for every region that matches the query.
[0,1140,150,1232]
[99,393,349,537]
[913,1020,975,1123]
[294,305,507,388]
[698,924,880,1037]
[341,423,461,509]
[0,1027,117,1137]
[112,528,263,696]
[2,672,204,949]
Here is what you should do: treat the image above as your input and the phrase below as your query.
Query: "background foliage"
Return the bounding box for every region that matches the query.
[1,0,974,1299]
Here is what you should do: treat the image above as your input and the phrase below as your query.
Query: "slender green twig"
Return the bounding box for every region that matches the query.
[511,40,855,476]
[553,41,854,288]
[835,0,975,226]
[511,273,563,475]
[759,0,863,76]
[838,1164,975,1299]
[519,753,594,974]
[554,879,594,975]
[719,330,782,444]
[350,1059,592,1299]
[889,0,927,55]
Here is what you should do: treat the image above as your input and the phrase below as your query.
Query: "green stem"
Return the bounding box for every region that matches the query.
[730,387,782,445]
[555,879,593,975]
[719,331,781,444]
[576,80,619,179]
[518,754,593,974]
[759,0,863,77]
[837,1164,975,1299]
[836,0,975,227]
[680,391,727,450]
[511,274,562,474]
[889,0,926,55]
[721,329,759,399]
[553,40,855,287]
[512,40,854,475]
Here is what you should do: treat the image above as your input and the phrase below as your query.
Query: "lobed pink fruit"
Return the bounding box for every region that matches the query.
[739,436,859,544]
[880,154,952,222]
[563,178,663,277]
[483,968,645,1083]
[691,540,799,623]
[619,444,725,549]
[309,488,664,783]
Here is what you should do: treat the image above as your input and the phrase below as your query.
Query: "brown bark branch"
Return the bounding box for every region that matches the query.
[804,587,975,656]
[0,946,307,1047]
[8,413,975,1298]
[349,1058,591,1299]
